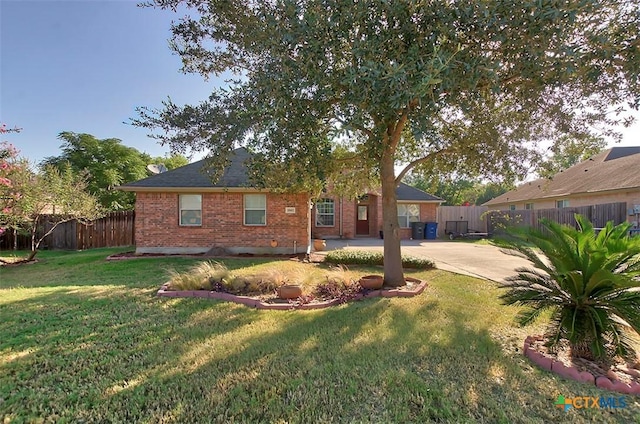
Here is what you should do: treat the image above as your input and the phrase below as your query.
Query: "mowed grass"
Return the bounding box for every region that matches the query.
[0,248,638,423]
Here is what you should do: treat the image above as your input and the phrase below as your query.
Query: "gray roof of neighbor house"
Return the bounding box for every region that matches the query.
[396,182,443,202]
[484,146,640,206]
[119,147,442,202]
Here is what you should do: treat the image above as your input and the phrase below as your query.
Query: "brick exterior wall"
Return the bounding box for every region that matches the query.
[311,195,439,240]
[134,191,310,254]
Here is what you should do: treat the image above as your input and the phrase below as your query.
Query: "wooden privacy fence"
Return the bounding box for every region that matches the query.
[0,211,135,251]
[486,202,628,235]
[436,206,489,237]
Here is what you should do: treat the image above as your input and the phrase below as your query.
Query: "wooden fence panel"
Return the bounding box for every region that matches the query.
[437,206,489,237]
[0,211,135,251]
[486,202,627,235]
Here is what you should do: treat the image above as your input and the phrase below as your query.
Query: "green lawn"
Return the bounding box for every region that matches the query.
[0,248,638,423]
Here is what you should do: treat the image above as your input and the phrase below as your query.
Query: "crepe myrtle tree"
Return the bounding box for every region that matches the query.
[133,1,640,286]
[0,144,103,262]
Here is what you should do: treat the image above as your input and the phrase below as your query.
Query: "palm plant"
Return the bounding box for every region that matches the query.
[498,214,640,363]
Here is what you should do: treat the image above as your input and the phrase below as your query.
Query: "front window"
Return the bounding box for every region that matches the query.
[244,194,266,225]
[179,194,202,226]
[397,204,420,228]
[525,203,534,210]
[315,199,335,227]
[509,204,516,211]
[556,199,569,208]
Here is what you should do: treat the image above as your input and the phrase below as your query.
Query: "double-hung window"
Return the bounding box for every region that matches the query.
[179,194,202,226]
[556,199,569,208]
[315,199,335,227]
[244,194,266,225]
[397,204,420,228]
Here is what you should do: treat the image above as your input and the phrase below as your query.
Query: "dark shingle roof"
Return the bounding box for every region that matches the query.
[397,183,443,202]
[120,148,251,189]
[120,147,441,202]
[484,146,640,206]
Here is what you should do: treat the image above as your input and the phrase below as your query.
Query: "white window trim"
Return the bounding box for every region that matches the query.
[509,204,516,211]
[244,194,267,226]
[315,199,335,227]
[525,203,534,210]
[179,194,202,226]
[397,203,420,229]
[556,199,569,208]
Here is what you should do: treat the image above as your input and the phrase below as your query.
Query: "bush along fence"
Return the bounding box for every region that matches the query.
[0,211,135,251]
[486,202,628,235]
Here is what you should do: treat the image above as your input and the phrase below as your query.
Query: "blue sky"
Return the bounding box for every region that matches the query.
[1,0,220,164]
[1,0,638,166]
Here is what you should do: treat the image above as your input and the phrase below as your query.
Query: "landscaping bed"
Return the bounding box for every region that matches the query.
[524,335,640,395]
[158,277,428,310]
[158,259,428,309]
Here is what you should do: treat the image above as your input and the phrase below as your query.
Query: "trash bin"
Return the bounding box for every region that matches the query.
[410,222,425,239]
[425,222,438,240]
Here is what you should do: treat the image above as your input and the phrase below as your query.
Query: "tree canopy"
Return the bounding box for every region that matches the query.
[42,132,188,211]
[135,0,640,285]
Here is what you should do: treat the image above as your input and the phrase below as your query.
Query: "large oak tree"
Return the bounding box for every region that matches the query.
[134,0,639,286]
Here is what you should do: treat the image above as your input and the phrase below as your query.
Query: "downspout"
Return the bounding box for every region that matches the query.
[339,197,343,238]
[306,199,312,257]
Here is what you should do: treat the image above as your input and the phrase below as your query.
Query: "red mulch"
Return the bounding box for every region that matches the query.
[529,337,640,386]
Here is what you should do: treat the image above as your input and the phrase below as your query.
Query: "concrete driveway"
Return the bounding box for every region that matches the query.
[324,238,535,282]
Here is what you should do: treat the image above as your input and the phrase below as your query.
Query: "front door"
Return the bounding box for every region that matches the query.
[356,205,369,235]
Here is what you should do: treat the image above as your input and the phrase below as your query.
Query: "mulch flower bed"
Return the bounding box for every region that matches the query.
[157,277,428,311]
[523,335,640,395]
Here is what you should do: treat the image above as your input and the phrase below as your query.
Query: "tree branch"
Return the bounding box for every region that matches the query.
[395,146,454,184]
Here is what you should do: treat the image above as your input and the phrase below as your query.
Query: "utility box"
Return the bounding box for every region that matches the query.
[410,222,425,239]
[425,222,438,240]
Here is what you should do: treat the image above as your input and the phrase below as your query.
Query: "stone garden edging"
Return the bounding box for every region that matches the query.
[523,335,640,395]
[157,279,428,311]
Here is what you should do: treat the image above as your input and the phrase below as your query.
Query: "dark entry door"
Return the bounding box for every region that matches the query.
[356,205,369,235]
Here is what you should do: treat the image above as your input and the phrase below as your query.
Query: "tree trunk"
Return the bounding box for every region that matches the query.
[380,148,404,287]
[29,218,39,262]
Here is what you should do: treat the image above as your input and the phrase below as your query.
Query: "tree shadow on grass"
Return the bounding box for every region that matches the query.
[1,287,638,423]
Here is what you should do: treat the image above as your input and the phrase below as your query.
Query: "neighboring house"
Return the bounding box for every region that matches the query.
[119,148,442,254]
[483,146,640,225]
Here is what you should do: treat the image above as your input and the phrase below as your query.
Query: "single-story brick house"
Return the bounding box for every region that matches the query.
[119,148,442,254]
[483,146,640,225]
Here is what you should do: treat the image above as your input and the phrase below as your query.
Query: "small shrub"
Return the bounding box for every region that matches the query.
[401,255,435,269]
[499,214,640,362]
[167,261,229,291]
[325,250,435,269]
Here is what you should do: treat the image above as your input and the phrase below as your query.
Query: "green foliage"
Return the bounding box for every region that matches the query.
[0,144,103,260]
[499,214,640,362]
[409,175,513,206]
[325,250,434,269]
[41,132,188,211]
